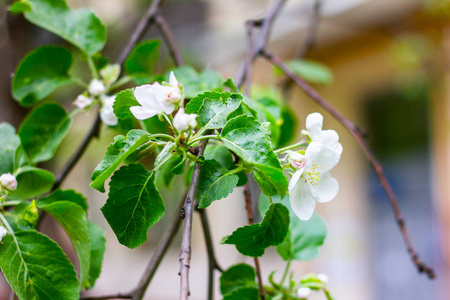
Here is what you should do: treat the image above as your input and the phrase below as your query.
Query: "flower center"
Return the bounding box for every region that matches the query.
[304,160,321,186]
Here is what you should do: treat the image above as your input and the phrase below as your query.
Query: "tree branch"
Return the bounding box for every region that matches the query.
[80,293,132,300]
[155,14,184,67]
[261,50,435,279]
[179,139,208,300]
[296,0,322,59]
[244,182,266,300]
[197,207,223,300]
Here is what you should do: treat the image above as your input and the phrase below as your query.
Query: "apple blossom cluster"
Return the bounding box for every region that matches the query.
[285,113,342,221]
[129,72,197,131]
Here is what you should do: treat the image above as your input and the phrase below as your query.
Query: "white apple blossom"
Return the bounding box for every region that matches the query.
[296,287,311,298]
[88,78,106,96]
[305,112,343,156]
[288,142,340,220]
[0,226,7,241]
[0,173,17,191]
[130,71,184,120]
[73,94,92,109]
[100,95,118,126]
[317,273,329,284]
[173,108,197,132]
[287,151,306,169]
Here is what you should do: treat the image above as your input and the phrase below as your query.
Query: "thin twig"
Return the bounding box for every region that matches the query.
[80,293,132,300]
[244,20,255,96]
[154,14,184,67]
[235,0,287,88]
[197,207,223,300]
[244,182,266,300]
[262,50,435,279]
[117,0,165,66]
[179,139,208,300]
[129,196,186,300]
[296,0,322,59]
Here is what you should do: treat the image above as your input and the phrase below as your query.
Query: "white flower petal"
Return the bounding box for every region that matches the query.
[314,172,339,203]
[88,79,106,96]
[0,226,7,241]
[290,179,316,221]
[289,169,304,191]
[306,142,340,172]
[134,85,156,106]
[130,106,157,120]
[305,112,323,135]
[169,71,178,87]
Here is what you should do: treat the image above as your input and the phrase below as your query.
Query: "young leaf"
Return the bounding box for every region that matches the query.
[12,46,73,106]
[220,115,288,198]
[90,130,151,192]
[0,123,20,174]
[102,163,165,248]
[154,142,176,168]
[196,159,239,208]
[4,202,39,231]
[19,102,71,164]
[185,91,229,114]
[9,1,32,14]
[39,189,88,211]
[7,166,55,200]
[167,66,223,98]
[37,200,91,288]
[220,263,258,295]
[0,231,79,300]
[125,40,160,85]
[18,0,107,55]
[157,155,182,188]
[204,144,235,169]
[281,59,334,85]
[113,88,139,120]
[198,93,243,130]
[277,213,327,261]
[223,287,259,300]
[87,221,106,289]
[221,203,289,257]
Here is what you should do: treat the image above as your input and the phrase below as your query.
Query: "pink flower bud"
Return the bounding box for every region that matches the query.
[0,173,17,191]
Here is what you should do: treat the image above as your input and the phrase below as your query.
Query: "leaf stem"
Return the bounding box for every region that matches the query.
[279,259,291,286]
[150,133,176,141]
[87,56,100,79]
[1,201,23,207]
[274,140,307,153]
[109,76,133,92]
[188,134,221,146]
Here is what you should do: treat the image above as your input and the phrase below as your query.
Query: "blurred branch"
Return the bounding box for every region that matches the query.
[179,139,208,300]
[261,50,435,279]
[155,14,184,67]
[197,207,223,300]
[129,195,186,300]
[296,0,322,59]
[244,181,266,300]
[81,293,132,300]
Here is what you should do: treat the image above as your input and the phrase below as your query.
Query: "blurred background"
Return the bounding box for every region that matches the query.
[0,0,449,299]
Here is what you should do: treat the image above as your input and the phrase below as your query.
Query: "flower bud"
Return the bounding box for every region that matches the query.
[317,273,329,284]
[287,151,306,169]
[100,95,118,126]
[0,226,7,241]
[73,94,92,109]
[100,64,121,87]
[0,173,17,191]
[165,71,183,104]
[296,287,311,298]
[88,79,106,96]
[173,107,197,132]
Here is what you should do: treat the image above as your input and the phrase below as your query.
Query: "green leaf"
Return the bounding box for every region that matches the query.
[223,78,238,92]
[102,163,165,248]
[90,130,151,192]
[19,102,71,164]
[221,203,289,257]
[12,46,73,106]
[125,40,160,85]
[220,263,258,295]
[204,144,235,169]
[283,59,334,85]
[19,0,106,55]
[277,212,327,261]
[154,142,176,168]
[113,88,139,120]
[0,123,20,174]
[196,159,238,208]
[9,1,31,15]
[5,201,38,231]
[167,66,223,98]
[223,287,260,300]
[87,221,106,289]
[157,155,182,188]
[8,166,54,200]
[37,200,91,288]
[0,231,79,300]
[220,115,288,198]
[278,106,297,148]
[39,189,88,211]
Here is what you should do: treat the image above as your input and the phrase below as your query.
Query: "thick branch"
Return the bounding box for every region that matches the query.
[129,196,186,300]
[179,139,208,300]
[262,51,435,279]
[244,182,266,300]
[81,293,132,300]
[155,14,184,67]
[197,208,223,300]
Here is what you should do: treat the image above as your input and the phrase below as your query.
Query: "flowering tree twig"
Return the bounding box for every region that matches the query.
[244,182,266,300]
[261,50,435,279]
[179,139,208,300]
